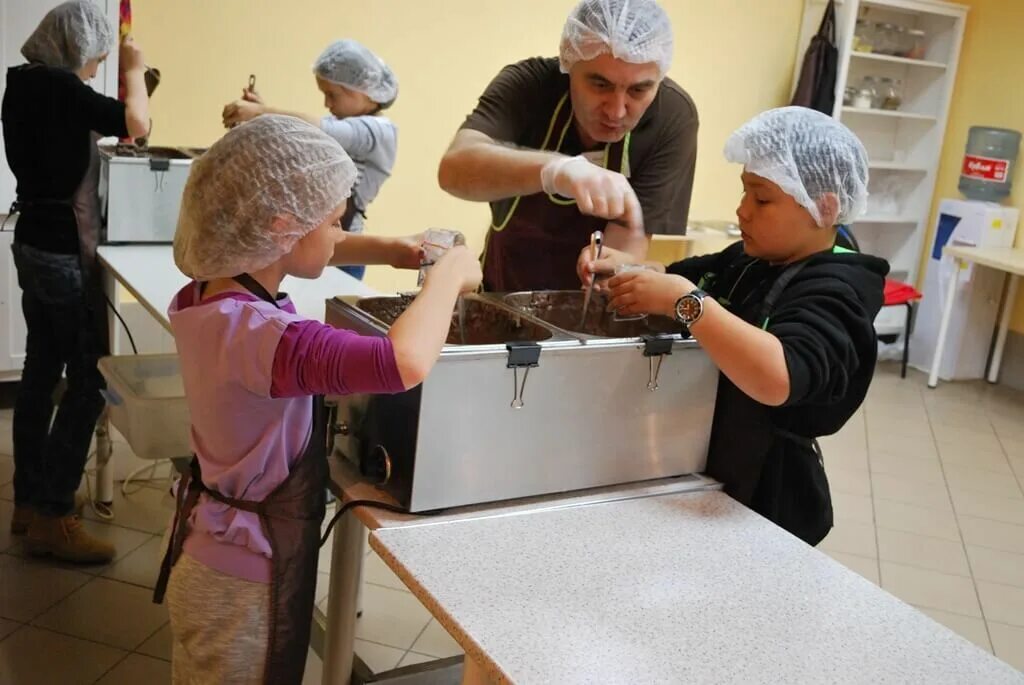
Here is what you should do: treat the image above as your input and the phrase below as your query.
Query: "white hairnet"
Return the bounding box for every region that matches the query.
[21,0,114,71]
[724,107,870,227]
[559,0,674,77]
[174,115,357,281]
[314,39,398,109]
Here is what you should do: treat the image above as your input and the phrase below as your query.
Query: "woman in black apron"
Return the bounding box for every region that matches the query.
[2,0,149,563]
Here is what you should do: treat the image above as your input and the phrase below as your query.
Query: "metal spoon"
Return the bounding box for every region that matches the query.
[579,230,603,331]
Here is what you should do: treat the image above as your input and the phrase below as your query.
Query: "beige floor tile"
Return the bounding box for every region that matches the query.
[872,472,953,511]
[958,516,1024,555]
[865,416,933,440]
[355,639,406,674]
[917,607,992,652]
[950,489,1024,526]
[0,554,91,622]
[0,481,13,501]
[0,617,20,641]
[927,409,996,434]
[877,528,971,577]
[96,653,171,685]
[879,562,981,617]
[819,520,877,558]
[410,619,463,659]
[315,571,331,606]
[937,443,1014,475]
[0,625,125,685]
[932,427,1003,454]
[82,485,175,535]
[101,534,165,588]
[988,622,1024,672]
[967,546,1024,588]
[33,577,168,651]
[355,584,432,650]
[398,651,439,668]
[822,448,869,473]
[826,466,872,497]
[302,646,323,685]
[830,491,874,526]
[868,433,938,461]
[364,551,409,592]
[823,551,879,584]
[868,453,945,484]
[1000,438,1024,462]
[874,498,961,542]
[136,622,171,661]
[945,465,1023,500]
[977,581,1024,627]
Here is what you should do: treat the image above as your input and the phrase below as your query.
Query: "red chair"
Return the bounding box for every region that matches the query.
[883,278,923,378]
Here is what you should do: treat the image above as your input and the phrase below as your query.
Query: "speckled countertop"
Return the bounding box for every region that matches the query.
[371,490,1023,684]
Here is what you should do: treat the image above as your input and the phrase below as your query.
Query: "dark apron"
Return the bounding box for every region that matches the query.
[11,132,109,347]
[703,259,834,545]
[481,93,630,292]
[153,274,329,684]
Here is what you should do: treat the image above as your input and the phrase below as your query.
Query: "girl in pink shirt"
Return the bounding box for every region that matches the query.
[154,114,480,684]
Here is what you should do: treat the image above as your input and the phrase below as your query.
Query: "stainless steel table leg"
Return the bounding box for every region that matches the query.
[322,510,364,685]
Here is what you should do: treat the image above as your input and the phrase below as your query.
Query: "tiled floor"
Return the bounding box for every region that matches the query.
[0,361,1022,683]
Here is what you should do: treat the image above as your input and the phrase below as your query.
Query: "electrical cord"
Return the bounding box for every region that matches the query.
[104,292,138,354]
[319,499,409,548]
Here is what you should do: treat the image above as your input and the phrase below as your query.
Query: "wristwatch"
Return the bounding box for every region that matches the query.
[674,289,708,326]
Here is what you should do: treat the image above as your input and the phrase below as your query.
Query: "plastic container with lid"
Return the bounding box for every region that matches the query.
[853,19,876,52]
[959,126,1022,202]
[905,28,927,59]
[855,76,880,109]
[878,78,903,110]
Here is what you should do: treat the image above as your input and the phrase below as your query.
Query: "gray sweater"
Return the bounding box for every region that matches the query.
[319,114,398,234]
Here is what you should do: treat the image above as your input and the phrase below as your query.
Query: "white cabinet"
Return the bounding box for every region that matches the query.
[0,227,26,378]
[795,0,968,336]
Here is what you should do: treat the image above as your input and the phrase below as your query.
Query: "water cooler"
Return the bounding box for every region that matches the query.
[909,199,1019,380]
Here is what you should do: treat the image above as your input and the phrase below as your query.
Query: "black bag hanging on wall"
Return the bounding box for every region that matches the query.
[790,0,838,114]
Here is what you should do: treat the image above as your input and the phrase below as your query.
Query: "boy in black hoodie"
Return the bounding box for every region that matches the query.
[581,107,888,545]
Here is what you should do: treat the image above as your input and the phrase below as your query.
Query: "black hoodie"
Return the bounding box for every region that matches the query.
[667,241,889,542]
[669,240,888,432]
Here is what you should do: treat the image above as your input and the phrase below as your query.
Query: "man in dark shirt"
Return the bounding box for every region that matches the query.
[438,0,698,292]
[1,0,149,563]
[594,107,887,545]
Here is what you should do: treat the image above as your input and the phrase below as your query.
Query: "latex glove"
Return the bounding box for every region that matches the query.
[541,155,643,234]
[608,270,694,318]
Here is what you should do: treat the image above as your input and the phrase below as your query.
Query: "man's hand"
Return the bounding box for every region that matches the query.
[222,100,264,128]
[541,156,643,235]
[607,271,694,318]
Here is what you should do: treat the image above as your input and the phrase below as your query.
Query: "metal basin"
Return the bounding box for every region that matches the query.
[502,290,681,338]
[355,295,554,345]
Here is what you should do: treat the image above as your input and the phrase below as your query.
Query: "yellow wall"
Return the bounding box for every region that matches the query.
[133,0,803,293]
[923,0,1024,332]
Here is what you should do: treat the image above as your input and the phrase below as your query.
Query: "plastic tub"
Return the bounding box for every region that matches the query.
[98,354,191,460]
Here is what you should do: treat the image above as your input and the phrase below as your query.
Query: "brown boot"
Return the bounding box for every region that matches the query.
[25,514,115,564]
[10,506,34,536]
[12,496,84,536]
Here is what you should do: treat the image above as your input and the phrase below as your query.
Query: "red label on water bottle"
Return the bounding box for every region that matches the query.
[962,154,1011,182]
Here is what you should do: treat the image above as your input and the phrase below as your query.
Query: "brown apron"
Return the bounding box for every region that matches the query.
[481,93,630,292]
[153,274,329,685]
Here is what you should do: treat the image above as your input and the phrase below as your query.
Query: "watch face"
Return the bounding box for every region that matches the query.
[678,296,701,321]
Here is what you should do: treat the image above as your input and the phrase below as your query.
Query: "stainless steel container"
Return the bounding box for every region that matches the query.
[98,145,205,244]
[325,292,719,512]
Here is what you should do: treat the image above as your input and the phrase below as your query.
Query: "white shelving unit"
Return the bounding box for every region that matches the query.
[795,0,968,336]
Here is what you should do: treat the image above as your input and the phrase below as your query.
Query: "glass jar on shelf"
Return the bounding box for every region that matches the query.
[853,19,875,52]
[854,76,880,109]
[878,77,904,111]
[906,28,927,60]
[892,25,912,57]
[875,23,898,55]
[843,86,857,107]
